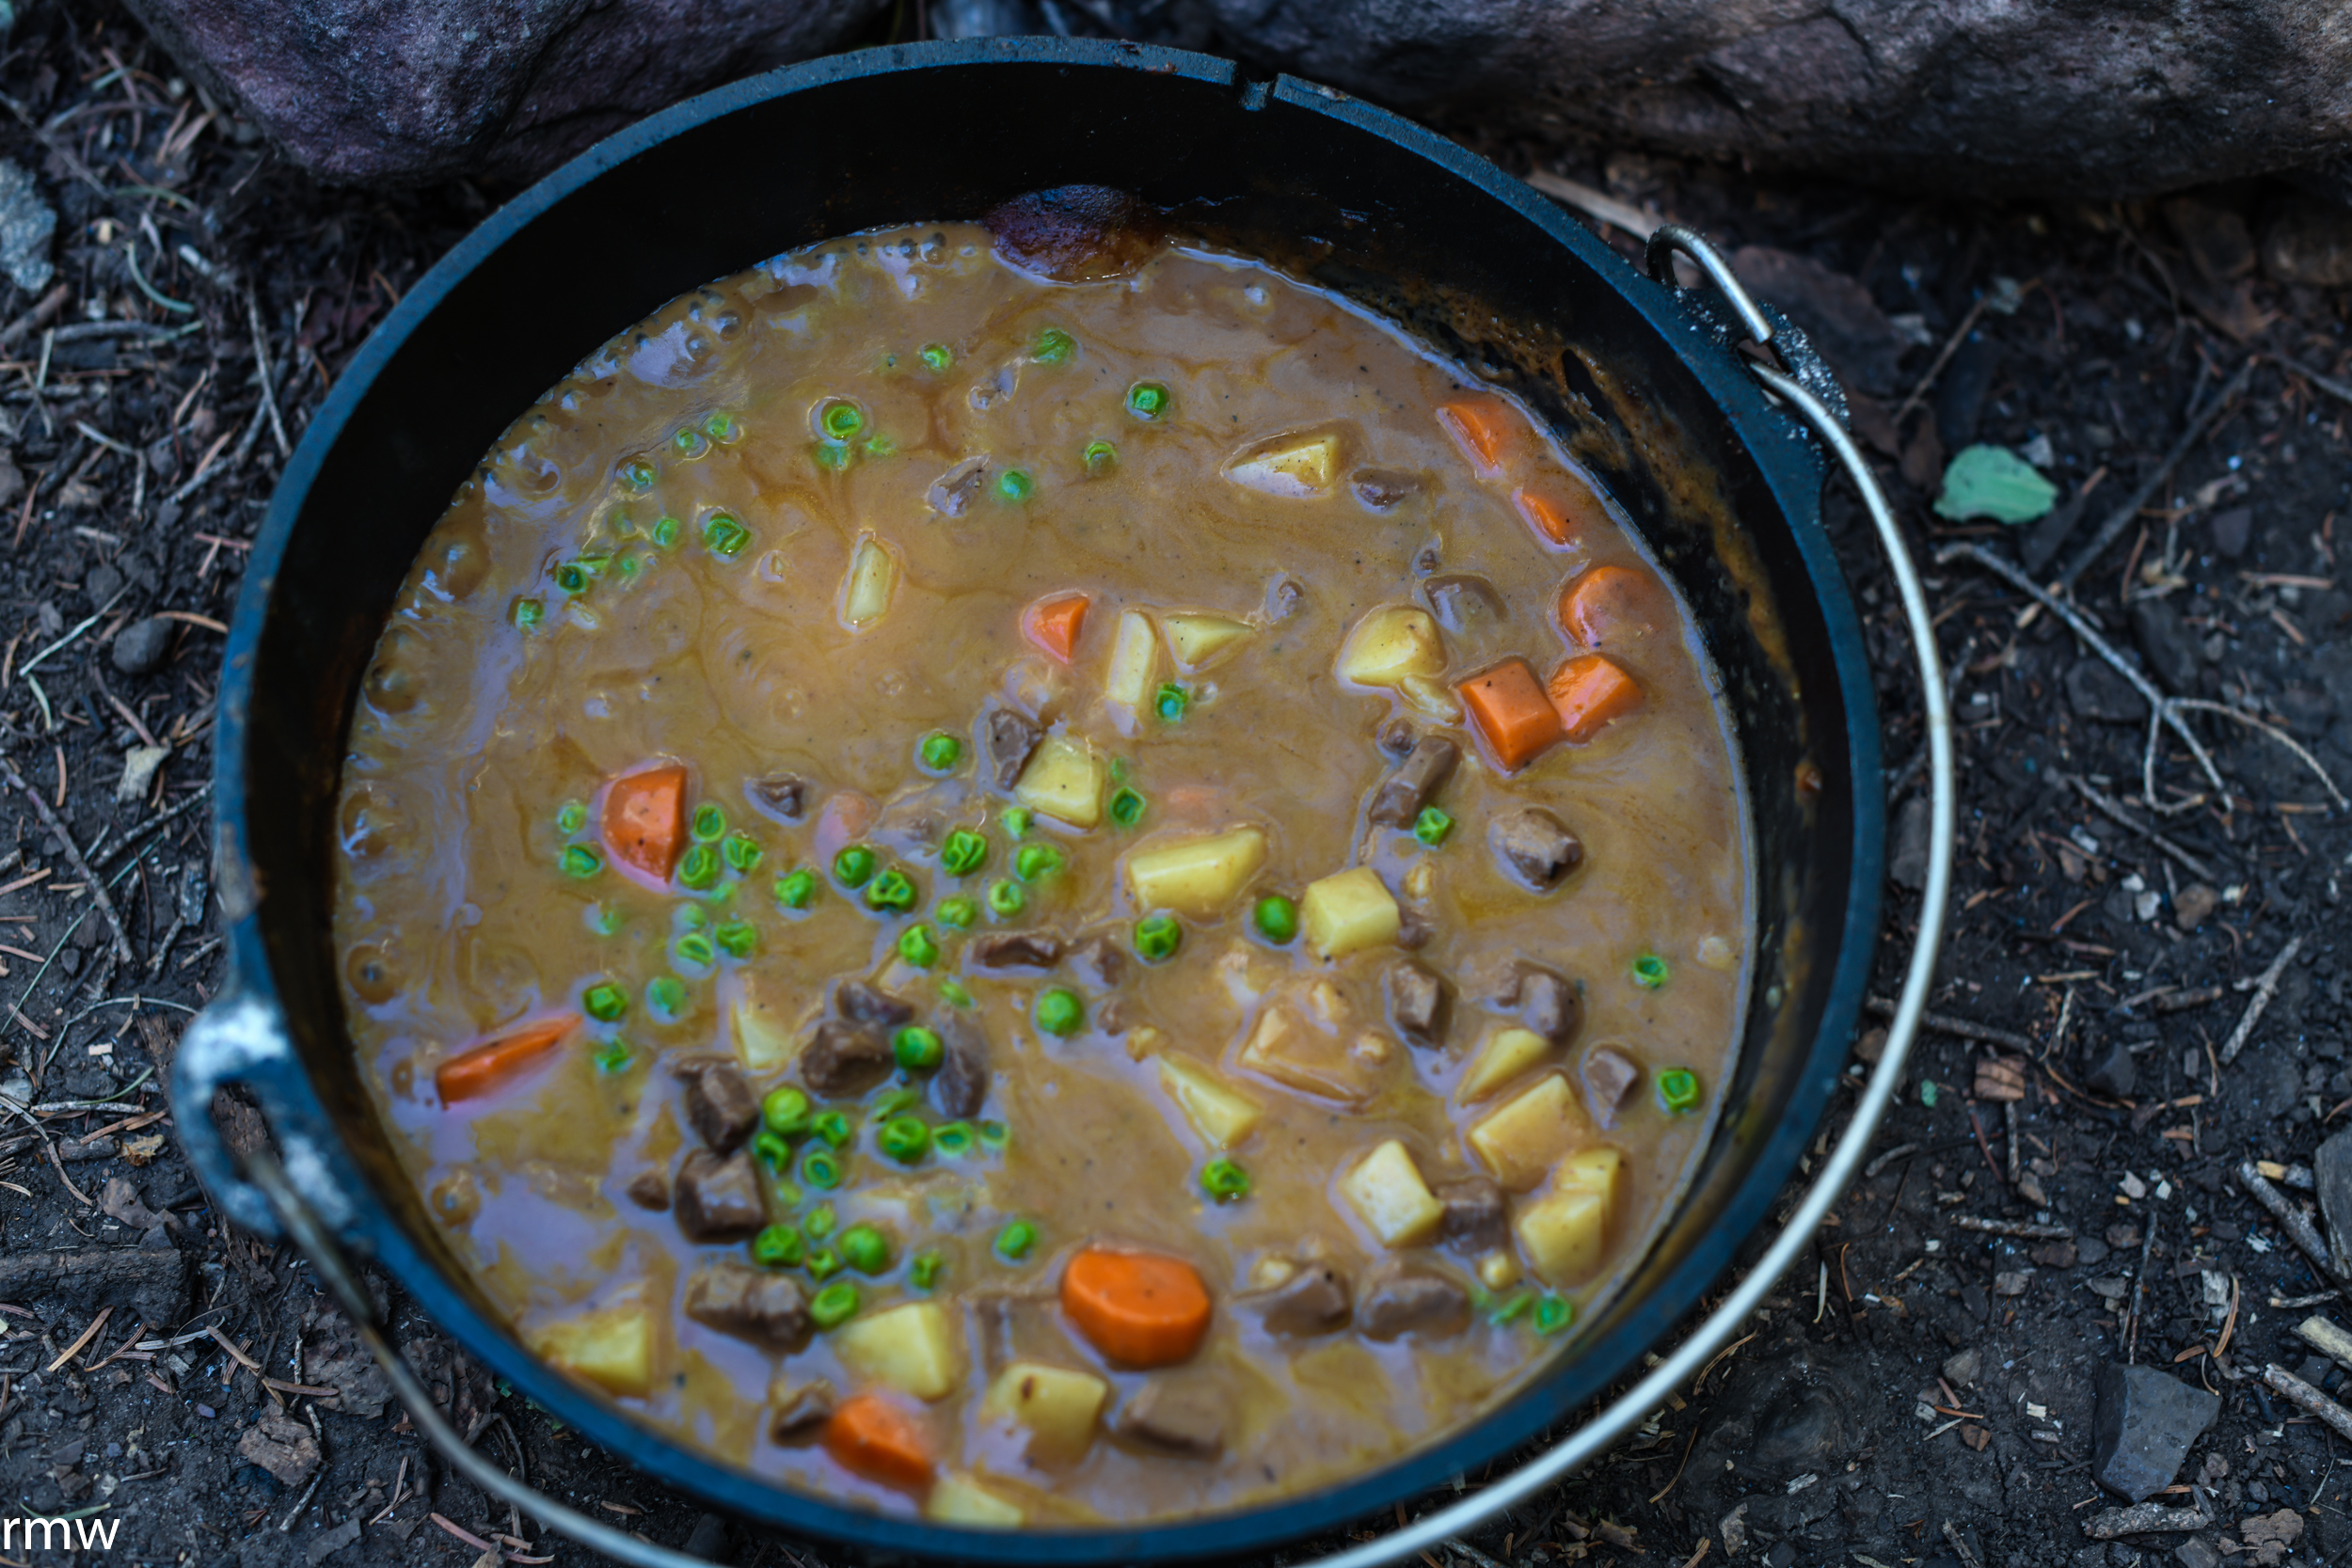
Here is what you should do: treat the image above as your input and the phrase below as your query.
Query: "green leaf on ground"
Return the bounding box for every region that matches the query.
[1932,444,2058,524]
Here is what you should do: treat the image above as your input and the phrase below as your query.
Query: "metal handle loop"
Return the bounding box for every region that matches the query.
[1646,225,1778,350]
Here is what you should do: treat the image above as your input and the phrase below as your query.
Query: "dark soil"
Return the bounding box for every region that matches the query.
[0,7,2348,1568]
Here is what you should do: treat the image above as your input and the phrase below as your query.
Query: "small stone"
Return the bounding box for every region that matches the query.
[2173,1539,2219,1568]
[1943,1346,1981,1386]
[2031,1241,2078,1269]
[111,616,175,676]
[2091,1362,2221,1502]
[115,745,167,804]
[2084,1039,2137,1099]
[2173,883,2217,930]
[2131,599,2202,694]
[1994,1270,2030,1296]
[2207,506,2253,559]
[2066,658,2152,724]
[1890,795,1930,890]
[0,159,55,293]
[2312,1128,2352,1275]
[2077,1236,2112,1268]
[2106,1222,2142,1250]
[85,562,125,609]
[1960,1421,1991,1450]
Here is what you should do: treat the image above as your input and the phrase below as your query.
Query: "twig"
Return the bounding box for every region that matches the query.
[1952,1215,2073,1240]
[246,286,289,458]
[2171,699,2348,808]
[2061,773,2217,881]
[1445,1537,1513,1568]
[2055,356,2257,589]
[2293,1313,2352,1370]
[2264,1363,2352,1444]
[2271,353,2352,411]
[1676,1540,1711,1568]
[2005,1097,2023,1185]
[1647,1426,1702,1504]
[1865,995,2036,1053]
[1895,295,1991,424]
[1863,1142,1919,1181]
[17,585,131,678]
[2221,937,2303,1066]
[0,764,135,964]
[1942,1521,1987,1568]
[1521,168,1668,238]
[96,782,213,869]
[2237,1159,2347,1287]
[44,1307,110,1373]
[2128,1209,2160,1363]
[1937,543,2228,802]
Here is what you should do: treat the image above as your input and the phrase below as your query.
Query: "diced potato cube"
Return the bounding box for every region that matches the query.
[1300,867,1401,959]
[980,1360,1109,1462]
[1015,736,1105,828]
[731,975,798,1075]
[1161,613,1252,672]
[1466,1074,1590,1191]
[1398,674,1463,724]
[1515,1186,1609,1285]
[1337,606,1446,689]
[1124,827,1267,915]
[1456,1028,1554,1103]
[1235,1005,1377,1103]
[533,1304,653,1397]
[834,1301,964,1401]
[925,1473,1025,1527]
[1157,1054,1264,1148]
[1557,1145,1624,1200]
[1225,432,1340,497]
[841,533,898,627]
[1104,609,1160,732]
[1341,1139,1444,1248]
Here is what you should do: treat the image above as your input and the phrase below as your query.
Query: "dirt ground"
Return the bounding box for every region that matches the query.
[0,5,2347,1567]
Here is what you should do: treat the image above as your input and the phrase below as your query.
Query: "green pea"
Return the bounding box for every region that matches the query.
[585,902,622,936]
[554,562,591,595]
[995,469,1034,502]
[879,1116,931,1164]
[561,844,602,879]
[894,1026,944,1071]
[1154,683,1188,722]
[764,1085,813,1136]
[819,401,866,441]
[592,1037,633,1073]
[865,869,918,913]
[704,411,739,443]
[1035,989,1083,1038]
[918,342,953,372]
[675,903,712,932]
[673,931,716,969]
[872,1086,919,1119]
[939,979,975,1007]
[919,732,961,772]
[834,845,878,888]
[651,515,680,548]
[984,873,1025,916]
[556,800,588,834]
[722,831,763,874]
[840,1223,891,1275]
[677,845,721,891]
[994,1220,1038,1261]
[1032,326,1075,364]
[1082,439,1117,475]
[979,1120,1009,1150]
[1253,895,1299,945]
[932,1121,975,1156]
[1001,806,1033,839]
[938,896,978,929]
[1414,806,1454,847]
[1534,1294,1573,1336]
[1125,381,1170,420]
[1201,1158,1250,1202]
[751,1224,803,1269]
[512,596,545,630]
[673,425,707,457]
[1135,913,1181,962]
[802,1147,843,1190]
[704,514,750,557]
[898,925,939,968]
[620,457,658,490]
[775,868,818,910]
[645,975,688,1021]
[713,918,758,959]
[940,831,988,877]
[582,982,628,1022]
[753,1129,791,1170]
[1632,953,1670,989]
[1658,1068,1701,1114]
[1108,787,1145,829]
[813,1109,853,1148]
[813,440,853,472]
[1014,844,1064,882]
[690,803,725,843]
[1490,1292,1534,1327]
[805,1245,843,1281]
[910,1252,943,1290]
[809,1282,859,1329]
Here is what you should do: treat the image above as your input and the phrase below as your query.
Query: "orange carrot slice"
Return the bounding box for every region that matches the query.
[1458,658,1565,771]
[436,1014,579,1104]
[1021,593,1090,665]
[1548,654,1645,743]
[1556,565,1663,651]
[1437,398,1515,476]
[823,1392,935,1489]
[602,764,687,883]
[1060,1245,1212,1368]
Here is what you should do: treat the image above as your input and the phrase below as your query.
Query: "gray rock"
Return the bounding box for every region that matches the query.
[2313,1128,2352,1276]
[111,616,176,676]
[0,158,53,293]
[2083,1039,2137,1100]
[2208,506,2253,559]
[2131,599,2202,694]
[2091,1363,2218,1502]
[1889,794,1930,891]
[2066,659,2153,725]
[2172,1539,2218,1568]
[1942,1346,1980,1387]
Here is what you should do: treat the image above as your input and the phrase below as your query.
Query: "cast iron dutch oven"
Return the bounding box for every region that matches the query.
[178,36,1884,1564]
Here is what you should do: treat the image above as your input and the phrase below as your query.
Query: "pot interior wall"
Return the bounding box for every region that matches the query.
[227,39,1874,1560]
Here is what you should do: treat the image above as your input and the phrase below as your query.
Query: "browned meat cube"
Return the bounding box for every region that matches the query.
[625,1169,670,1211]
[685,1260,809,1351]
[1356,1263,1470,1340]
[1114,1378,1225,1457]
[930,1011,991,1119]
[747,772,806,821]
[1385,958,1454,1050]
[800,1020,894,1098]
[984,706,1043,788]
[1433,1175,1508,1251]
[1489,808,1584,890]
[1069,933,1127,990]
[1513,964,1584,1045]
[1351,468,1421,512]
[675,1056,759,1152]
[969,931,1064,972]
[1367,736,1460,829]
[1581,1044,1643,1129]
[1376,719,1419,759]
[768,1378,836,1440]
[833,979,914,1027]
[1421,573,1506,633]
[674,1149,766,1242]
[1249,1260,1352,1336]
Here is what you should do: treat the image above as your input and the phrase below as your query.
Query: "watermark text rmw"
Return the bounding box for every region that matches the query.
[2,1517,122,1552]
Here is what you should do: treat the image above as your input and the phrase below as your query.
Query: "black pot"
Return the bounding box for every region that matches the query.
[180,37,1883,1564]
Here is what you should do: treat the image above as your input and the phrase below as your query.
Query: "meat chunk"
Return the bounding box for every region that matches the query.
[1069,933,1127,990]
[969,931,1064,972]
[747,772,806,821]
[1367,736,1461,829]
[1433,1175,1508,1251]
[1376,720,1419,760]
[1489,808,1585,890]
[833,979,914,1028]
[1500,963,1584,1045]
[626,1169,670,1211]
[1268,576,1304,620]
[673,1149,766,1242]
[675,1056,759,1153]
[768,1378,836,1440]
[685,1261,809,1351]
[1421,573,1507,633]
[930,1010,991,1119]
[1356,1263,1471,1340]
[1114,1379,1225,1457]
[1385,958,1454,1050]
[800,1020,894,1098]
[1248,1260,1352,1336]
[1581,1045,1643,1129]
[928,454,991,516]
[1351,468,1421,512]
[984,706,1043,789]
